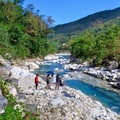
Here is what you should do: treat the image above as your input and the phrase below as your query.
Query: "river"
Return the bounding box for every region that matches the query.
[34,53,120,115]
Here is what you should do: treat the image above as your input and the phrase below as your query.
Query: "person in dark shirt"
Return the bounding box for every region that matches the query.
[45,74,51,89]
[55,74,61,90]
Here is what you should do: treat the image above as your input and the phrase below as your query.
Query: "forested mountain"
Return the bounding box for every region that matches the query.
[53,7,120,34]
[48,7,120,53]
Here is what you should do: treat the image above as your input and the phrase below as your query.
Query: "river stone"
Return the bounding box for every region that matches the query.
[51,97,65,105]
[0,67,10,80]
[0,94,7,114]
[0,109,4,114]
[0,55,7,66]
[108,61,118,70]
[27,62,39,70]
[7,85,18,97]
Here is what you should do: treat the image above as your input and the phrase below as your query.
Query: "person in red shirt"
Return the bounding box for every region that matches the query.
[35,74,40,89]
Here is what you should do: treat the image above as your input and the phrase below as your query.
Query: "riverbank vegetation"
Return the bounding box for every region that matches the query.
[0,0,54,59]
[69,17,120,66]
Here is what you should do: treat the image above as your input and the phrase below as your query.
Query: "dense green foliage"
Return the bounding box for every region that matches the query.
[48,33,72,52]
[70,17,120,66]
[0,0,54,59]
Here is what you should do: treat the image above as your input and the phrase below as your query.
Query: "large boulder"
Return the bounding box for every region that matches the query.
[44,54,58,60]
[0,67,10,80]
[108,61,119,70]
[18,74,35,91]
[0,55,7,66]
[10,67,30,79]
[26,62,39,70]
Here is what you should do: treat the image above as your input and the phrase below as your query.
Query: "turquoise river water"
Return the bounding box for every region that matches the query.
[34,55,120,115]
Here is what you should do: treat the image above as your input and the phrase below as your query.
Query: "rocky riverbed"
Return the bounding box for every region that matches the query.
[0,54,120,120]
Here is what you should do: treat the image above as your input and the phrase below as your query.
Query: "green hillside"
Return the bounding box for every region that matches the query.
[48,7,120,52]
[69,17,120,66]
[53,7,120,34]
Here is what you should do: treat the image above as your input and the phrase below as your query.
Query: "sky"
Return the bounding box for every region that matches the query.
[23,0,120,26]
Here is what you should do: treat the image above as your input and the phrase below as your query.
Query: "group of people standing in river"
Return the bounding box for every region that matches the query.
[34,73,64,90]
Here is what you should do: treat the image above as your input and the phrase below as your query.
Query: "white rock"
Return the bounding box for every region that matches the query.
[10,67,30,79]
[27,62,39,70]
[7,86,17,97]
[44,54,58,60]
[51,97,65,105]
[0,109,5,114]
[18,74,35,90]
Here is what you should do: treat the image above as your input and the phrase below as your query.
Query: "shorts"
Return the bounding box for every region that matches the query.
[46,80,50,85]
[35,83,38,87]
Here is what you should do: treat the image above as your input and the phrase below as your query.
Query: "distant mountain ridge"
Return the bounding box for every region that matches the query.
[53,7,120,34]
